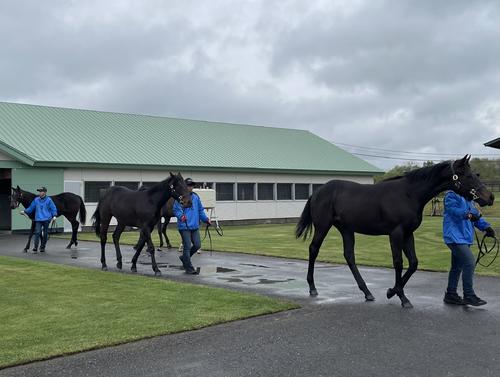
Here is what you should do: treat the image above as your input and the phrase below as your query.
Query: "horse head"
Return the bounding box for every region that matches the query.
[451,155,494,207]
[169,172,192,208]
[10,185,22,209]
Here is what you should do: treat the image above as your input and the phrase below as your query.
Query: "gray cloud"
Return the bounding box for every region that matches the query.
[0,0,499,169]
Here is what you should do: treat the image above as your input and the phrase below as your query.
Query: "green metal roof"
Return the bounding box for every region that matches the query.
[0,102,382,175]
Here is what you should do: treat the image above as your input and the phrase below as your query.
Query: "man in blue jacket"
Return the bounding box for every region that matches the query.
[442,191,495,306]
[173,178,211,274]
[21,187,58,253]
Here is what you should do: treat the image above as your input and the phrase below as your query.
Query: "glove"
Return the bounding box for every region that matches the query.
[485,227,496,238]
[181,215,187,222]
[467,213,481,222]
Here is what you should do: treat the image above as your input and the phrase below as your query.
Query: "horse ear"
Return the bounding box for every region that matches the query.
[456,155,468,166]
[16,185,20,190]
[466,154,471,163]
[169,172,175,178]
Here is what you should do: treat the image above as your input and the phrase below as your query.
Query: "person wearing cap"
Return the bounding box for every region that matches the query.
[172,178,211,274]
[20,187,58,253]
[442,190,495,306]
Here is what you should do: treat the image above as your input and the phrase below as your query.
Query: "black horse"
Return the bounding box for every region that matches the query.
[10,186,86,251]
[296,155,494,308]
[134,188,176,250]
[92,173,191,275]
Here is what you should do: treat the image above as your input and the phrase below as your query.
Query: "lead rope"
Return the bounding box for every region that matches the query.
[474,230,499,268]
[202,223,223,256]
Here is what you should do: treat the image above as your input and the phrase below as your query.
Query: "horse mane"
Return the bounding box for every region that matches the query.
[146,176,174,196]
[380,161,451,183]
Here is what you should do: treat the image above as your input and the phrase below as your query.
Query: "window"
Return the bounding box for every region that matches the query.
[258,183,274,200]
[313,184,324,193]
[204,182,214,189]
[277,183,292,200]
[216,183,234,201]
[84,181,111,202]
[295,184,310,200]
[114,181,139,190]
[237,183,255,201]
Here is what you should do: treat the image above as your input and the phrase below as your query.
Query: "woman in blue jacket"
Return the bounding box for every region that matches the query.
[21,187,58,253]
[173,178,211,274]
[442,191,495,306]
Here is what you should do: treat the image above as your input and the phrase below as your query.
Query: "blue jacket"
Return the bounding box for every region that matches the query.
[24,196,58,222]
[173,193,209,231]
[443,191,490,245]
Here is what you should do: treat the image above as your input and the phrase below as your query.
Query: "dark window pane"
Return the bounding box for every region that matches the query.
[295,184,310,200]
[312,184,324,193]
[114,181,139,190]
[257,183,274,200]
[277,183,292,200]
[237,183,255,201]
[204,182,214,189]
[84,181,111,202]
[216,183,234,201]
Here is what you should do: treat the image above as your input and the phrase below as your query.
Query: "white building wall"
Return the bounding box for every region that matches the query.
[64,168,374,226]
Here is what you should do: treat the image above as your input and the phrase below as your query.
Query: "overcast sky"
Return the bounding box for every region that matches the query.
[1,0,499,169]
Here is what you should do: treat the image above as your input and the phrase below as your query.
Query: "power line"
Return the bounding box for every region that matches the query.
[350,153,445,162]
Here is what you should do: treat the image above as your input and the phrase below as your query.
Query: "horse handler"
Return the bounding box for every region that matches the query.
[173,178,211,274]
[20,186,58,253]
[442,190,495,306]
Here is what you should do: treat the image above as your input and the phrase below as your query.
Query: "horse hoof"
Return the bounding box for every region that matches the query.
[22,249,28,253]
[365,294,375,301]
[310,289,318,296]
[75,241,78,246]
[102,266,108,271]
[116,262,122,270]
[167,245,173,249]
[386,288,396,299]
[155,270,162,276]
[66,245,71,250]
[131,267,137,273]
[156,248,162,252]
[401,301,414,309]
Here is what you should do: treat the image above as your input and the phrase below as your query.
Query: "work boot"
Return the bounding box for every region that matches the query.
[443,292,464,305]
[179,255,188,269]
[32,248,38,253]
[463,295,487,306]
[185,268,199,275]
[39,247,45,253]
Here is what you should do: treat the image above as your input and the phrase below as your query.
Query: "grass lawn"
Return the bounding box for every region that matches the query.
[64,216,500,276]
[0,256,297,369]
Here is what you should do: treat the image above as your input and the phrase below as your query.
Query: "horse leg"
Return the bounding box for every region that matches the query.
[142,226,161,276]
[24,221,36,252]
[401,233,418,289]
[157,219,164,249]
[66,217,79,249]
[130,236,146,273]
[340,229,374,301]
[163,218,172,248]
[307,226,329,296]
[112,223,126,270]
[387,229,412,308]
[100,218,111,271]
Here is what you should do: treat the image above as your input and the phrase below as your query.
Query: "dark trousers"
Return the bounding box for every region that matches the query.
[34,220,50,249]
[179,229,201,269]
[446,243,476,297]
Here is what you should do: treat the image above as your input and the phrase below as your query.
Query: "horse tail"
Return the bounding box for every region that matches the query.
[92,204,101,237]
[79,198,87,225]
[296,197,313,240]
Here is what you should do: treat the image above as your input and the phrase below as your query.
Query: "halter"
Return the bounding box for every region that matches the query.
[169,183,184,202]
[450,162,479,200]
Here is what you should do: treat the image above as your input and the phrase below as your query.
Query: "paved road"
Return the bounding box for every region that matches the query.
[1,234,499,376]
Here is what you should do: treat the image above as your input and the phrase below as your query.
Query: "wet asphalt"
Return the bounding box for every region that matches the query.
[0,234,499,377]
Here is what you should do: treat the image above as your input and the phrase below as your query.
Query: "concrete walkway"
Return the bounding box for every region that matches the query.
[1,234,499,376]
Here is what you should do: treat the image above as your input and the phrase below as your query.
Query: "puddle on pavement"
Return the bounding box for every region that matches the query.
[216,267,237,273]
[239,263,270,269]
[218,277,243,283]
[256,278,295,285]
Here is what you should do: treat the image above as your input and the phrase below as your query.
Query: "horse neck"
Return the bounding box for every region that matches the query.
[20,191,36,208]
[149,180,172,208]
[408,166,453,208]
